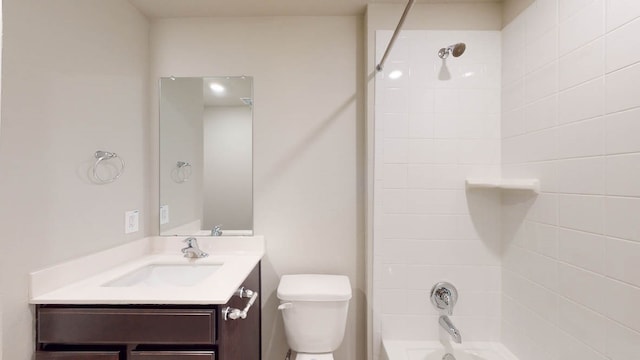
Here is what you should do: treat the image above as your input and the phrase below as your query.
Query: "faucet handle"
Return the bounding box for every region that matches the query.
[184,237,198,246]
[430,282,458,315]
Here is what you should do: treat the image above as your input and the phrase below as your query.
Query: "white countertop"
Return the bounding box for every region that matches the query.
[29,236,264,305]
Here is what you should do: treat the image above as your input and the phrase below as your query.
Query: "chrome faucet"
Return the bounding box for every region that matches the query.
[439,315,462,344]
[181,237,208,258]
[431,282,462,344]
[211,224,222,236]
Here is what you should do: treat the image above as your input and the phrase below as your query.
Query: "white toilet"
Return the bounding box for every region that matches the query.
[277,274,352,360]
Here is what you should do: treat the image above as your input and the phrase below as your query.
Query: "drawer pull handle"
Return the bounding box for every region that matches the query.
[223,287,258,321]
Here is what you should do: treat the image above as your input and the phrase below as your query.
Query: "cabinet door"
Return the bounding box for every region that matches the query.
[35,351,120,360]
[130,351,215,360]
[217,263,261,359]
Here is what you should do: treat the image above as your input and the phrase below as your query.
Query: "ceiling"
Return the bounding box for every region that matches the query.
[129,0,501,18]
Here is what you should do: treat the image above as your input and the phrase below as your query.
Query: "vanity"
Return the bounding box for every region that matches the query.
[30,236,264,360]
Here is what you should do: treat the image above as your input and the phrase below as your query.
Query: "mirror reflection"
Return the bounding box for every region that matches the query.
[159,76,253,236]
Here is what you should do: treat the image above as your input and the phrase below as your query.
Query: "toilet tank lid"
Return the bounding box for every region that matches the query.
[277,274,352,301]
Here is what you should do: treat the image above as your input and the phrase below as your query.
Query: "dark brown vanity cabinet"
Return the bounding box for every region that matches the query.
[35,264,261,360]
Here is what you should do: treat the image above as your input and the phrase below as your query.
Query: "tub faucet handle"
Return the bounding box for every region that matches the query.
[430,282,458,315]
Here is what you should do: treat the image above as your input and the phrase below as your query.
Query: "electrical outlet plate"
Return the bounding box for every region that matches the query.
[125,210,139,234]
[160,205,169,225]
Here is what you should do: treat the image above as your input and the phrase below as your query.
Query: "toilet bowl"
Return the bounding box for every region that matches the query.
[277,274,352,360]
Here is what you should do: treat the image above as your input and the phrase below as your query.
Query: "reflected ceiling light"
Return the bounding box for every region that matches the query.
[388,70,403,79]
[209,83,226,94]
[463,71,475,78]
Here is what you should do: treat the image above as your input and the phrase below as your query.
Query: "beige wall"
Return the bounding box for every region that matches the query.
[502,0,536,26]
[150,16,365,360]
[0,1,149,358]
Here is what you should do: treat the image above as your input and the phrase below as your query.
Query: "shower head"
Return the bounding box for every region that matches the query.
[438,43,466,59]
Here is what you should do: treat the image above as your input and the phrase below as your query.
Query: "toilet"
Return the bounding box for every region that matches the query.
[277,274,352,360]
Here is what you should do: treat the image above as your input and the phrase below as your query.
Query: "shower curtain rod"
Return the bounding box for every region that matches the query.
[376,0,416,72]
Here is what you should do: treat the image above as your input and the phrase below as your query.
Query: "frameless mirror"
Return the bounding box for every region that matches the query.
[159,76,253,236]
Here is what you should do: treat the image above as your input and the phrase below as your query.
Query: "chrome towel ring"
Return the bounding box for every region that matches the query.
[93,150,125,184]
[176,161,192,183]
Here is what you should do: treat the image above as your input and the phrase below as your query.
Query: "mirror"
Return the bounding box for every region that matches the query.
[159,76,253,236]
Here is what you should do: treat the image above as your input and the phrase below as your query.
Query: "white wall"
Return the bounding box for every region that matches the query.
[372,29,502,360]
[150,16,365,360]
[203,106,252,230]
[159,77,204,234]
[0,1,149,358]
[501,0,640,359]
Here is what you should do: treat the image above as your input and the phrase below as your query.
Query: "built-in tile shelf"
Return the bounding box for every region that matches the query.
[465,178,540,193]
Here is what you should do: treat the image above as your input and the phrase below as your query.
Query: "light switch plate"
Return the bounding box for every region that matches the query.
[160,205,169,225]
[125,210,139,234]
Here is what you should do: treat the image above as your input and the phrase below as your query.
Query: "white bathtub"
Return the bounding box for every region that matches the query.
[382,340,519,360]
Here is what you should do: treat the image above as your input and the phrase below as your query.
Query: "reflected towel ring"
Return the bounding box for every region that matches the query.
[93,150,125,184]
[176,161,192,183]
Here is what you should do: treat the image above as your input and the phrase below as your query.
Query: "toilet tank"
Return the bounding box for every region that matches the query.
[277,274,352,353]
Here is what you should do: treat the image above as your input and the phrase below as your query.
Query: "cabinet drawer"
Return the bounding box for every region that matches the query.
[35,351,120,360]
[38,308,216,345]
[131,351,215,360]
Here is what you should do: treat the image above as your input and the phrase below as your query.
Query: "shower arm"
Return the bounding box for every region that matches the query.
[375,0,416,72]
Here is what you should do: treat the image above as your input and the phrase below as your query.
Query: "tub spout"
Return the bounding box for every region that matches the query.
[439,315,462,343]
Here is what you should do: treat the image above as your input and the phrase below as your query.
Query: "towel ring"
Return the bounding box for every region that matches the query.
[176,161,192,183]
[93,151,125,183]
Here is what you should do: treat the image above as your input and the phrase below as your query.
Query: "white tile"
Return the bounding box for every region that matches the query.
[557,157,605,194]
[378,87,409,113]
[534,223,559,258]
[524,61,558,104]
[382,164,407,189]
[606,0,640,31]
[405,264,501,292]
[382,189,407,214]
[381,112,409,138]
[380,62,410,89]
[528,128,558,162]
[381,314,438,340]
[559,0,598,22]
[602,278,640,331]
[434,112,460,139]
[559,194,604,234]
[606,237,640,287]
[521,249,559,291]
[557,330,608,360]
[381,214,432,239]
[605,108,640,154]
[409,89,435,114]
[558,263,607,313]
[503,79,525,112]
[558,77,605,124]
[502,109,526,139]
[525,0,559,43]
[408,139,434,164]
[558,228,606,272]
[524,95,557,132]
[383,139,408,164]
[379,263,408,289]
[606,153,640,197]
[557,117,605,159]
[458,139,500,165]
[559,38,605,90]
[525,28,558,74]
[432,140,458,164]
[606,62,640,113]
[503,49,525,86]
[379,289,407,315]
[604,196,640,241]
[605,319,640,359]
[408,112,434,139]
[606,17,640,72]
[531,193,559,225]
[557,297,608,353]
[558,0,605,56]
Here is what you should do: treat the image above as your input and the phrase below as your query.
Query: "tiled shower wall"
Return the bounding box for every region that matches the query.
[501,0,640,359]
[373,30,501,359]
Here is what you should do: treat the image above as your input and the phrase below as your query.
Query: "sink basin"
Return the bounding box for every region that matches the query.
[102,263,222,287]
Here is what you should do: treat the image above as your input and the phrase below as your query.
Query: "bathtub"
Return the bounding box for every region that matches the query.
[382,340,519,360]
